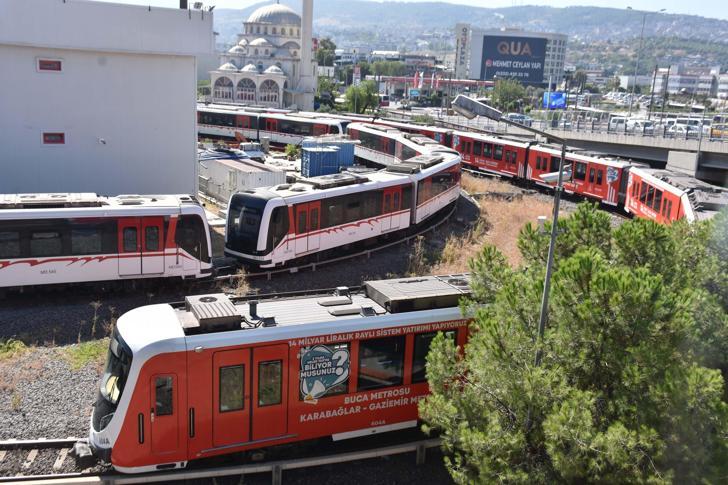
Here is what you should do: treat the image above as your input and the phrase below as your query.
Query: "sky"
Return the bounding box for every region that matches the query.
[92,0,728,21]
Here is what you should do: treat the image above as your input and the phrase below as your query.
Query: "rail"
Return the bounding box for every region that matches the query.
[13,438,441,485]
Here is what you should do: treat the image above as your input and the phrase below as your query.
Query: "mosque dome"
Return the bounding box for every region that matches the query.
[247,3,301,25]
[241,63,259,73]
[218,62,238,71]
[249,37,273,47]
[237,39,248,46]
[228,45,246,54]
[264,65,285,75]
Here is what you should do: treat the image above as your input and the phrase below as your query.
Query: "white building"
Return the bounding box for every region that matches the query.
[653,65,721,97]
[210,2,316,110]
[0,0,214,195]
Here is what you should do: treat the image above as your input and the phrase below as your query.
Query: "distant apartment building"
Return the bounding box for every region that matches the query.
[719,74,728,99]
[653,65,721,97]
[619,75,654,90]
[369,50,402,62]
[454,25,567,87]
[0,0,214,195]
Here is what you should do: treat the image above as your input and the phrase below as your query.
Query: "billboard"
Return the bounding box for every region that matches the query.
[480,35,546,84]
[543,92,566,109]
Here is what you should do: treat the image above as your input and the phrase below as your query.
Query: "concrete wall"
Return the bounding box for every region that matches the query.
[0,0,214,195]
[0,45,200,195]
[0,0,214,56]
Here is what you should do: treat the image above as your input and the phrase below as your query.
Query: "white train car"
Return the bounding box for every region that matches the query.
[197,104,347,145]
[225,153,461,268]
[0,193,213,289]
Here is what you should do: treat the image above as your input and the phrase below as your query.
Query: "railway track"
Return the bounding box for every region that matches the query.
[0,437,442,484]
[0,438,94,482]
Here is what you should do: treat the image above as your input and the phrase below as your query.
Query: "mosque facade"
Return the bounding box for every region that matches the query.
[209,3,315,109]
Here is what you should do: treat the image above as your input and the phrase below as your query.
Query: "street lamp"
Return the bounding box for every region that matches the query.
[452,95,568,367]
[627,7,666,117]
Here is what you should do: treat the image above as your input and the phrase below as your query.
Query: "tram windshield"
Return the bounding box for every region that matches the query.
[93,328,132,431]
[227,193,269,253]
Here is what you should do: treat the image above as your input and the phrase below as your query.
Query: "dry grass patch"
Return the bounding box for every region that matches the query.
[460,174,515,195]
[432,194,564,273]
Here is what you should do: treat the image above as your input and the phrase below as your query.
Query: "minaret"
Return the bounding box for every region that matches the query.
[295,0,315,111]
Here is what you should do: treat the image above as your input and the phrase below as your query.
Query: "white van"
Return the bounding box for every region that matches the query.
[608,116,628,131]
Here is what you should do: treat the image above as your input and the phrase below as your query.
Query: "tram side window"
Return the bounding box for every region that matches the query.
[155,376,173,416]
[473,141,483,157]
[279,120,313,136]
[357,336,406,391]
[483,143,492,158]
[401,185,413,209]
[220,365,244,412]
[551,157,561,173]
[493,145,503,160]
[72,227,103,255]
[258,360,282,407]
[589,168,595,183]
[30,231,62,257]
[401,145,418,161]
[0,231,20,259]
[412,330,457,384]
[122,228,137,252]
[327,202,344,227]
[175,215,210,262]
[596,170,603,185]
[653,189,663,212]
[574,162,587,181]
[640,182,648,203]
[646,185,655,208]
[536,156,542,170]
[267,207,290,251]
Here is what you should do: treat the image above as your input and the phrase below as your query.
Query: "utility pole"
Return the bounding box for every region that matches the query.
[648,64,658,120]
[627,7,665,117]
[660,64,671,124]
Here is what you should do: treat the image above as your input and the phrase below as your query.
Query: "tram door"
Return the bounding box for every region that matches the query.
[251,344,289,441]
[212,349,251,448]
[294,202,320,256]
[149,374,179,455]
[381,187,402,232]
[118,218,141,276]
[141,217,164,274]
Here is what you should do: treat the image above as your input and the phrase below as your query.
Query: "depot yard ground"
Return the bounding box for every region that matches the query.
[0,178,594,480]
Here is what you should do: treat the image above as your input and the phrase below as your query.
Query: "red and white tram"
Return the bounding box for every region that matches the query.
[224,122,460,268]
[625,167,728,223]
[89,274,472,473]
[197,104,347,145]
[224,155,461,267]
[0,193,212,289]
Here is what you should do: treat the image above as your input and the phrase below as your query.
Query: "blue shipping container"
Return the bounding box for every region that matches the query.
[302,137,356,168]
[302,147,340,177]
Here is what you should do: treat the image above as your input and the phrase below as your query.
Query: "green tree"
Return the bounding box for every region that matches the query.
[574,70,587,94]
[316,77,338,107]
[315,37,336,67]
[344,80,378,114]
[421,203,728,484]
[371,61,407,77]
[491,78,527,112]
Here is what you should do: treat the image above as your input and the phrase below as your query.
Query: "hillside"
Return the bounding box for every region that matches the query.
[214,1,728,46]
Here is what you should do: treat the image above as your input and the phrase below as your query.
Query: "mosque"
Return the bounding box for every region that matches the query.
[209,1,316,110]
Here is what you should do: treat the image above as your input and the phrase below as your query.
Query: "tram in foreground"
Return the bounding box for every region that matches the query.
[89,274,472,473]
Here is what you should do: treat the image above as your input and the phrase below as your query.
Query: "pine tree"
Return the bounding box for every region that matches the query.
[420,203,728,483]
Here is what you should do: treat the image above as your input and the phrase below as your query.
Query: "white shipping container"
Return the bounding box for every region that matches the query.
[199,156,285,204]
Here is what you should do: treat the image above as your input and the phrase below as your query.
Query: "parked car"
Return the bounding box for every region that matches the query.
[667,124,699,137]
[504,113,533,127]
[608,116,628,131]
[627,119,655,134]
